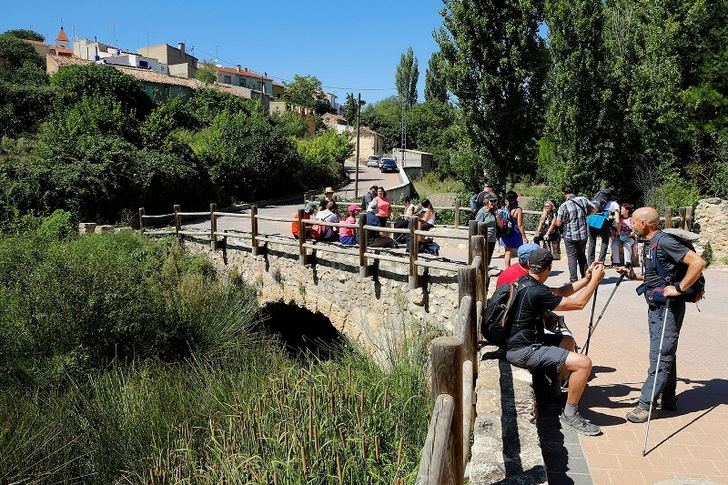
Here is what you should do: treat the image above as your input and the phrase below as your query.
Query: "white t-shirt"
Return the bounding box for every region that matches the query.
[605,201,619,213]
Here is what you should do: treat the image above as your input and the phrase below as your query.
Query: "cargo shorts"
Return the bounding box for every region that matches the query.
[506,334,569,376]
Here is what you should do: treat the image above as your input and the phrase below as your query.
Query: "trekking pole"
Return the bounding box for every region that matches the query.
[583,286,599,356]
[581,274,625,354]
[642,298,671,456]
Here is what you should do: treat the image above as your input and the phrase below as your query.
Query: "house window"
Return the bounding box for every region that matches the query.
[139,60,148,68]
[224,75,232,84]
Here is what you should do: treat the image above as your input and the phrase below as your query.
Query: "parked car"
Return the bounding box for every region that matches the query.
[379,158,398,173]
[366,156,380,168]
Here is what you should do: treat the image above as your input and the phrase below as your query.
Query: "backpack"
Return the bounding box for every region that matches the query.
[587,210,611,230]
[592,190,610,212]
[481,282,522,346]
[496,208,513,238]
[649,230,705,304]
[469,192,480,211]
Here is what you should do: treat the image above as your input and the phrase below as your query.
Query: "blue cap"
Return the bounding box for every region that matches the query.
[517,243,541,264]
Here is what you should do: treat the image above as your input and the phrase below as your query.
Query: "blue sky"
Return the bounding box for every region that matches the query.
[1,0,445,105]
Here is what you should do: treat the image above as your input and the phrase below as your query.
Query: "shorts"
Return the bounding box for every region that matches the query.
[506,334,568,376]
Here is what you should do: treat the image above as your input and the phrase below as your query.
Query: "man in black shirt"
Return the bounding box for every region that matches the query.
[616,207,706,423]
[506,248,605,435]
[361,185,378,212]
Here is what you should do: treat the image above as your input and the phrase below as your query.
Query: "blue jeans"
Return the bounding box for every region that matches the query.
[638,300,686,409]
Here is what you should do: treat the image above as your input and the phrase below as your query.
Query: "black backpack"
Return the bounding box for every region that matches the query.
[482,281,523,346]
[592,190,610,212]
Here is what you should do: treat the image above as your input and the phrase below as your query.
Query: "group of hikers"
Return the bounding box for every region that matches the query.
[470,183,640,282]
[481,184,706,440]
[290,185,440,254]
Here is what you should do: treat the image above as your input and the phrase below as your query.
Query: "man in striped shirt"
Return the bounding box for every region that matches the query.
[554,187,595,282]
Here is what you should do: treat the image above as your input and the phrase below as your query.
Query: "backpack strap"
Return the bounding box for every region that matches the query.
[650,231,672,284]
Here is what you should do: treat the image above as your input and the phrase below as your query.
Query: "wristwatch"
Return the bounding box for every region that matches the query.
[673,283,683,294]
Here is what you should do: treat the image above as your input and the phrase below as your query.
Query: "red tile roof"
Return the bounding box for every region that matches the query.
[214,65,271,80]
[56,27,69,42]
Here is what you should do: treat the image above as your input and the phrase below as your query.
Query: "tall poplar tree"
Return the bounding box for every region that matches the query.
[541,0,612,194]
[436,0,547,191]
[424,52,448,103]
[395,47,419,108]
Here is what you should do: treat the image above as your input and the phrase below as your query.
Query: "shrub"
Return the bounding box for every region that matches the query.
[295,129,352,183]
[651,172,702,210]
[0,81,55,136]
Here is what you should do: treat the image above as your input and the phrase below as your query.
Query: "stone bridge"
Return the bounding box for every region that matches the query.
[186,238,464,361]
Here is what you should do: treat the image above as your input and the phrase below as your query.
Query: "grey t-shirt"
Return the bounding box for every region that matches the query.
[475,208,497,243]
[642,232,689,289]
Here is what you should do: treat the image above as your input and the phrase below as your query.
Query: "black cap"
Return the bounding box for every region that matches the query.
[529,247,554,271]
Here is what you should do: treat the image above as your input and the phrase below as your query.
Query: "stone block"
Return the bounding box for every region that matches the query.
[78,222,97,234]
[95,225,114,233]
[695,197,728,264]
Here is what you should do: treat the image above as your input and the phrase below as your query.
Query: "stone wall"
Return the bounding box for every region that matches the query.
[185,240,462,362]
[695,198,728,264]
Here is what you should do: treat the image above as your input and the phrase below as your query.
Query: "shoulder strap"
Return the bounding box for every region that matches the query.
[571,198,588,216]
[650,231,671,283]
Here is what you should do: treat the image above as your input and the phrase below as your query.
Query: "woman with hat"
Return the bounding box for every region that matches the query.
[321,187,338,211]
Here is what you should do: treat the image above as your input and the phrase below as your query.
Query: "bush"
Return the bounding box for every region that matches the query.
[651,173,702,211]
[0,213,258,388]
[295,129,352,183]
[0,81,55,136]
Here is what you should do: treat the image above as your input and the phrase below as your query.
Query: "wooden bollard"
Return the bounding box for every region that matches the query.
[454,200,461,227]
[358,212,368,276]
[297,208,306,265]
[250,205,259,256]
[430,337,464,484]
[685,206,694,231]
[209,203,217,250]
[679,207,687,230]
[467,220,477,263]
[138,207,145,233]
[173,204,181,241]
[409,217,419,289]
[664,207,673,229]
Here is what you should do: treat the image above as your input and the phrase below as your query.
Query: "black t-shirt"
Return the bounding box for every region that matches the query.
[642,232,689,290]
[506,276,563,350]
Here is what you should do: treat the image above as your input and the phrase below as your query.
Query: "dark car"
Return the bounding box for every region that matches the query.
[379,158,398,173]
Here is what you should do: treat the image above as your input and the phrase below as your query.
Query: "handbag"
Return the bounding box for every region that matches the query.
[587,211,609,230]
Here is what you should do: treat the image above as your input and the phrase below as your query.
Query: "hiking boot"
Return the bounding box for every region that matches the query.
[626,406,650,423]
[559,412,602,436]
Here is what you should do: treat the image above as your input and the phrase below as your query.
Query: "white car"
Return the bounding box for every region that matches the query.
[366,156,380,168]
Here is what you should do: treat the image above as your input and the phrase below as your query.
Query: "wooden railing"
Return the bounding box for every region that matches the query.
[138,204,492,282]
[416,235,488,485]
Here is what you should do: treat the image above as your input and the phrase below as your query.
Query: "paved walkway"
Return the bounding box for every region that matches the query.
[539,257,728,485]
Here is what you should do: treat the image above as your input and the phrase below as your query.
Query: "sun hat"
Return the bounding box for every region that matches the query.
[517,243,541,264]
[347,204,361,213]
[324,186,335,194]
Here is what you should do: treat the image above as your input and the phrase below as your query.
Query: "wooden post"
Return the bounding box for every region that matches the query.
[250,205,259,256]
[408,217,419,288]
[678,207,687,230]
[209,203,217,250]
[471,235,487,305]
[430,336,464,484]
[358,212,368,276]
[416,394,455,485]
[467,220,478,263]
[138,207,145,233]
[297,209,306,265]
[458,271,477,377]
[685,206,694,231]
[454,200,461,228]
[173,204,181,240]
[664,207,673,229]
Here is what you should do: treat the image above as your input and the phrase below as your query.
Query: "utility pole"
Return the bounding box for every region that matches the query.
[354,93,361,199]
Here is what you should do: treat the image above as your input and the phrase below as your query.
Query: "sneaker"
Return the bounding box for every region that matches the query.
[626,406,650,423]
[559,412,602,436]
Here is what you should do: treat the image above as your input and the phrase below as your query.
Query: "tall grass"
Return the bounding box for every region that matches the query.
[0,211,431,484]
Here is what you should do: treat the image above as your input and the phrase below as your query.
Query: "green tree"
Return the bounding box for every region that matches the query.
[424,52,447,103]
[4,29,44,41]
[360,97,402,151]
[272,110,308,138]
[51,63,153,118]
[296,130,353,182]
[342,92,362,125]
[0,32,47,85]
[436,0,547,191]
[194,63,217,84]
[406,100,457,172]
[395,47,419,108]
[284,74,322,109]
[541,0,612,194]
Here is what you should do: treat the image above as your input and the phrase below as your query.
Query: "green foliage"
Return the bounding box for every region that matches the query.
[342,92,363,125]
[296,129,353,182]
[185,87,254,127]
[194,109,299,202]
[50,63,153,118]
[395,47,419,108]
[0,216,256,388]
[424,51,448,103]
[0,32,46,83]
[284,74,322,109]
[360,96,401,151]
[0,81,55,136]
[406,100,457,174]
[272,109,308,138]
[436,0,548,192]
[650,172,702,211]
[4,29,44,41]
[194,63,217,84]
